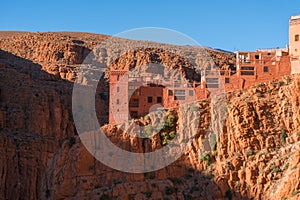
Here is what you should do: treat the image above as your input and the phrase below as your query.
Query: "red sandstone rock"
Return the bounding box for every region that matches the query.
[0,32,299,200]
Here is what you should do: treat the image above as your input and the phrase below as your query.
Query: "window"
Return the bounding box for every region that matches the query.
[241,66,255,76]
[241,71,255,76]
[189,90,194,96]
[117,75,120,81]
[174,90,185,96]
[206,78,219,84]
[241,66,254,70]
[255,55,259,59]
[117,87,120,92]
[129,99,139,107]
[174,96,185,100]
[128,85,134,90]
[168,90,173,96]
[206,84,219,88]
[157,96,162,103]
[174,81,181,87]
[295,34,299,41]
[225,78,230,84]
[263,66,269,73]
[116,99,120,104]
[148,96,153,103]
[206,78,219,88]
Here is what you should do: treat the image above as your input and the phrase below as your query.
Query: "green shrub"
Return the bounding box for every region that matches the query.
[144,125,154,137]
[165,114,176,128]
[256,83,262,88]
[190,104,199,112]
[200,152,211,167]
[168,131,176,139]
[156,123,165,132]
[144,115,151,122]
[210,133,217,151]
[280,129,288,144]
[272,165,279,173]
[245,149,254,156]
[162,138,168,146]
[277,81,284,87]
[292,190,299,196]
[235,152,242,157]
[267,89,272,93]
[285,76,292,84]
[248,155,254,161]
[161,132,169,146]
[256,92,263,97]
[200,153,211,161]
[161,130,177,145]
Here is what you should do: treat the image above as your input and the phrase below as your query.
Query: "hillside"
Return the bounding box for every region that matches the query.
[0,32,299,200]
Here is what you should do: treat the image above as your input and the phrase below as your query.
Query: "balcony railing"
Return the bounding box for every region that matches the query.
[238,59,271,65]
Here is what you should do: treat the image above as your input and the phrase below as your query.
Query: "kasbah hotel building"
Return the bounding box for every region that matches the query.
[108,15,300,124]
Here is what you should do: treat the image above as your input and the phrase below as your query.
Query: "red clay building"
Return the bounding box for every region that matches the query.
[109,69,201,124]
[109,15,300,124]
[109,48,291,124]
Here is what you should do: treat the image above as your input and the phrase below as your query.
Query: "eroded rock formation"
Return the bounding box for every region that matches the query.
[0,32,299,200]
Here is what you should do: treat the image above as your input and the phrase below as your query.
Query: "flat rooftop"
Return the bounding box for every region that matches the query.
[291,15,300,20]
[235,48,287,54]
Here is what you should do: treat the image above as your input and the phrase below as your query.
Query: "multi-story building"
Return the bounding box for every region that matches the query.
[109,15,299,124]
[290,14,300,74]
[234,48,291,89]
[109,68,204,124]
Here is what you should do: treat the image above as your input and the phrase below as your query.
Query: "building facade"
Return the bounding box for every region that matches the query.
[109,15,299,124]
[109,69,204,124]
[290,15,300,74]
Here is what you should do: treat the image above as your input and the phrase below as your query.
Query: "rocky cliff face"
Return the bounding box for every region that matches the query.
[0,32,299,200]
[42,76,300,200]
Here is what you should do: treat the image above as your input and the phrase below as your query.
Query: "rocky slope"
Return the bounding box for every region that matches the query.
[42,76,300,200]
[0,32,299,200]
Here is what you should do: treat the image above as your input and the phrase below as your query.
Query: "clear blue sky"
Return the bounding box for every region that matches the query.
[1,0,300,51]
